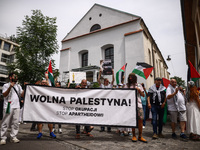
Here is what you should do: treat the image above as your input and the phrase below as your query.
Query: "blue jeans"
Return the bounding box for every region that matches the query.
[151,104,164,134]
[142,105,146,126]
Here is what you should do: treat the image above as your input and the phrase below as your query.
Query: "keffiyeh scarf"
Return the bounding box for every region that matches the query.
[148,84,166,105]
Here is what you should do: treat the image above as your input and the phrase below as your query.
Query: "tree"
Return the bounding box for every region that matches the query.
[8,10,58,84]
[170,76,186,88]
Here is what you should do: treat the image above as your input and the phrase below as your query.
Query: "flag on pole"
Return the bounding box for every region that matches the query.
[132,62,153,79]
[48,60,55,86]
[187,60,200,82]
[116,63,127,85]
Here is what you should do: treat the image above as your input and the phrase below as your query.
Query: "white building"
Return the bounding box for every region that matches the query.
[59,4,169,89]
[0,36,18,92]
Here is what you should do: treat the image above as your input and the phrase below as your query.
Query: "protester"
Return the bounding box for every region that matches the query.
[75,79,93,139]
[186,81,200,140]
[166,78,187,140]
[0,73,24,145]
[30,80,40,131]
[98,69,115,132]
[52,81,62,134]
[124,73,147,143]
[18,82,28,125]
[147,77,166,139]
[36,79,56,139]
[141,83,148,129]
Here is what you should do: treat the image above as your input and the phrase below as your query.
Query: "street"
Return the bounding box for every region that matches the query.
[0,120,200,150]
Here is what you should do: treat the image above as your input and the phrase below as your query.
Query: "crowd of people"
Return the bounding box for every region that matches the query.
[0,70,200,145]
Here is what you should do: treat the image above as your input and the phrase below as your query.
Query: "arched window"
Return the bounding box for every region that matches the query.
[90,24,101,32]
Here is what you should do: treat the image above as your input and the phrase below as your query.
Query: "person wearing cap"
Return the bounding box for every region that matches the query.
[124,73,147,143]
[147,77,166,139]
[166,78,187,140]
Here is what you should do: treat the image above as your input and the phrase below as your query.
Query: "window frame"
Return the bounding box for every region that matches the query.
[105,47,114,68]
[82,52,88,67]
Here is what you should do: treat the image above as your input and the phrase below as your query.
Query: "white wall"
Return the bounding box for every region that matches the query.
[64,4,140,40]
[60,20,141,82]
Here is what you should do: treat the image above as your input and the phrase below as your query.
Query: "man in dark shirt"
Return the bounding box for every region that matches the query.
[147,77,166,139]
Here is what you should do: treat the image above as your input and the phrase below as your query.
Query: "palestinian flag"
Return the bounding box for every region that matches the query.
[48,60,55,86]
[132,62,153,79]
[162,78,170,88]
[116,63,127,85]
[187,60,200,82]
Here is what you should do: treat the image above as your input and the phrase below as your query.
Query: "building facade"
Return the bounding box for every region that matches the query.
[59,4,169,89]
[0,36,18,92]
[181,0,200,85]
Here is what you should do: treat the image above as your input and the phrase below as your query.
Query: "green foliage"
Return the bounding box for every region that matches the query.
[170,76,186,88]
[8,10,58,84]
[91,82,100,88]
[68,83,76,89]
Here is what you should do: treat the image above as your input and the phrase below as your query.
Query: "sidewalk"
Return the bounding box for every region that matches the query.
[0,120,200,150]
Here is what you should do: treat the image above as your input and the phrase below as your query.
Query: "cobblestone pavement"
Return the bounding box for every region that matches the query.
[0,120,200,150]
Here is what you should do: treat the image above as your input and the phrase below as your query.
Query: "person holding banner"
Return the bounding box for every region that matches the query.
[98,69,115,132]
[36,79,56,139]
[0,73,24,145]
[30,80,41,131]
[75,79,93,139]
[52,81,62,134]
[147,77,166,139]
[124,73,147,143]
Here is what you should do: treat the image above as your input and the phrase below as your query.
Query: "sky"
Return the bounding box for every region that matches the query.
[0,0,187,82]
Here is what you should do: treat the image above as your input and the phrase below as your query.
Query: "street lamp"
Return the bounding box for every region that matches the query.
[166,55,171,61]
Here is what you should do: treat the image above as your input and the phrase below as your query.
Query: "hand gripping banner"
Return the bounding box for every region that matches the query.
[23,85,138,127]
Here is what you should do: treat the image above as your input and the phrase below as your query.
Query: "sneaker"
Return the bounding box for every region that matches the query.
[138,136,147,143]
[172,133,177,139]
[59,128,62,134]
[50,132,56,138]
[10,137,20,143]
[120,133,125,136]
[180,133,188,140]
[132,136,137,142]
[37,133,43,139]
[158,133,165,138]
[152,133,159,139]
[143,126,145,129]
[0,139,6,145]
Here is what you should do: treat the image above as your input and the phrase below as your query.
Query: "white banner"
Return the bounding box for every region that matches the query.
[23,85,138,127]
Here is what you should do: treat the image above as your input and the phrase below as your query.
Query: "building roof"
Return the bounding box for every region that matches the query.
[62,3,141,41]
